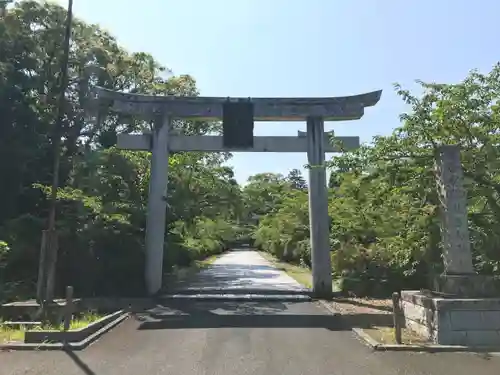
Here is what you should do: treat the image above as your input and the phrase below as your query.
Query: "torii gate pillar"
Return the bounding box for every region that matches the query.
[144,116,170,295]
[306,117,331,297]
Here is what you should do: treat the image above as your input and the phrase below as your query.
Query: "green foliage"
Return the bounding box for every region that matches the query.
[249,64,500,296]
[0,1,241,301]
[4,0,500,301]
[0,241,9,265]
[170,217,239,265]
[251,178,311,267]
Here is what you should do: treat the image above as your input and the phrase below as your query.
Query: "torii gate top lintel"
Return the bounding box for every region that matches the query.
[93,86,382,121]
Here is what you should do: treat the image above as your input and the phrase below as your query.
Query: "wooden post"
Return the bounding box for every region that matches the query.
[392,292,402,344]
[63,286,74,332]
[36,230,49,303]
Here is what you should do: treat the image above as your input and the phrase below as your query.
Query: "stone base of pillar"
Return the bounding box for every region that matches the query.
[433,274,499,298]
[311,284,333,300]
[401,290,500,346]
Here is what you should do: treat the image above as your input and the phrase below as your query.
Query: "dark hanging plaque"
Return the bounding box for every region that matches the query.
[222,100,254,149]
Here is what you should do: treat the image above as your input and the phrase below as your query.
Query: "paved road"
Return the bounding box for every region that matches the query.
[2,250,500,375]
[171,248,309,294]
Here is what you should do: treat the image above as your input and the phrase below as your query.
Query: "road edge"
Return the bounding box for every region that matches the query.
[0,312,129,351]
[352,327,500,353]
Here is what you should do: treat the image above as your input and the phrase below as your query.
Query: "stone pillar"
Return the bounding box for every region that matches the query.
[435,145,474,275]
[306,116,332,298]
[144,115,171,295]
[432,145,497,296]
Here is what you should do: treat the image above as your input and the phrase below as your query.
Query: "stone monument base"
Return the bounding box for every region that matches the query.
[433,274,499,298]
[401,290,500,346]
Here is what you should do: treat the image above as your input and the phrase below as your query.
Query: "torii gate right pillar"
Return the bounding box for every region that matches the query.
[306,116,332,297]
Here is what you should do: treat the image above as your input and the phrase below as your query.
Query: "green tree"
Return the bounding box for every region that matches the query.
[241,173,290,218]
[0,0,243,300]
[286,169,307,190]
[252,64,500,296]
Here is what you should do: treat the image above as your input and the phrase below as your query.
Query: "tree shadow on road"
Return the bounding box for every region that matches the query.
[64,348,95,375]
[132,299,393,331]
[170,264,291,292]
[167,288,312,296]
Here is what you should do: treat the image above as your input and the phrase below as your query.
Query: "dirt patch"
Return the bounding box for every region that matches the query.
[329,297,392,315]
[325,297,395,329]
[363,326,430,345]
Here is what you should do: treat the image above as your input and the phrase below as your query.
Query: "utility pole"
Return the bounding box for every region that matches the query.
[36,0,74,303]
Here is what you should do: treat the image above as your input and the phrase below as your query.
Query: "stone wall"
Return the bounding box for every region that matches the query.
[401,290,500,346]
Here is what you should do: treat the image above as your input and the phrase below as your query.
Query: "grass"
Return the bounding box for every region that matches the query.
[164,253,221,286]
[194,254,219,269]
[363,326,430,345]
[41,311,102,331]
[259,251,344,291]
[0,325,25,343]
[0,312,103,344]
[258,251,312,287]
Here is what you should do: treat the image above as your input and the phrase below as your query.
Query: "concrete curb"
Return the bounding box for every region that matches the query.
[24,310,124,344]
[0,312,129,351]
[352,327,500,353]
[160,294,312,302]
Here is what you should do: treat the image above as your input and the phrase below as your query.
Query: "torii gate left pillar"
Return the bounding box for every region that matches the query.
[94,88,382,297]
[145,115,170,294]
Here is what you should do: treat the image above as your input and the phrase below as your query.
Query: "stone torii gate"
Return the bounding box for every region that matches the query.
[93,87,382,297]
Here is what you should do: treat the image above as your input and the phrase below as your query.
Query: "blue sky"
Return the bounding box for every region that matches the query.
[54,0,499,184]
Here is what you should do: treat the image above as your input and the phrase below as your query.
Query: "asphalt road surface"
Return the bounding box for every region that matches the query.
[2,250,500,375]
